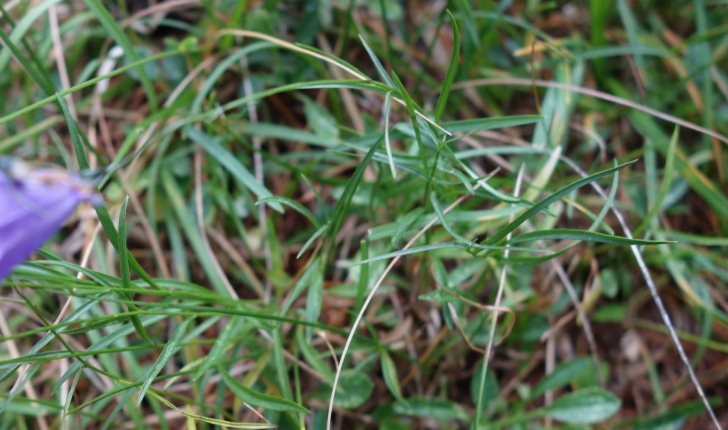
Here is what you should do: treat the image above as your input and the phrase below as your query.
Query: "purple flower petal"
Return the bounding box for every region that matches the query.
[0,168,98,281]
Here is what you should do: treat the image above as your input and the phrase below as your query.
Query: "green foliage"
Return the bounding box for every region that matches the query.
[0,1,725,429]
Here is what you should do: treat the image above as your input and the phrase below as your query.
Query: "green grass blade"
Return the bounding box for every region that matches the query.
[324,136,381,268]
[304,266,324,341]
[220,366,309,413]
[634,127,679,235]
[484,160,637,245]
[358,35,396,89]
[193,317,239,381]
[118,196,152,344]
[56,93,160,290]
[280,258,321,317]
[351,243,469,266]
[187,127,283,213]
[383,91,397,178]
[136,318,191,406]
[434,10,460,123]
[257,196,319,228]
[82,0,158,112]
[298,225,329,259]
[506,228,674,246]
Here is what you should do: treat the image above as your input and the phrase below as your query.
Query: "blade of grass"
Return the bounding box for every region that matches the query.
[324,136,381,269]
[484,160,637,245]
[220,366,309,413]
[55,93,160,290]
[634,126,679,235]
[117,196,152,344]
[187,127,283,213]
[136,318,191,406]
[82,0,158,112]
[434,10,460,123]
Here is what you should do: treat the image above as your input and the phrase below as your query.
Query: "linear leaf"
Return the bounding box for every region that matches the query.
[380,351,405,402]
[484,160,637,245]
[137,318,191,406]
[444,115,543,133]
[219,367,309,413]
[194,317,239,381]
[257,196,319,228]
[118,196,152,344]
[187,127,283,213]
[434,10,460,122]
[506,229,673,246]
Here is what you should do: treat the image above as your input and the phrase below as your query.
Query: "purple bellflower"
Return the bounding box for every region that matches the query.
[0,158,101,281]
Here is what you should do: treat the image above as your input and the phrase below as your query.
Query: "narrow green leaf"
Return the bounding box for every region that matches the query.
[118,196,152,344]
[380,351,405,402]
[194,317,239,381]
[56,93,160,289]
[444,116,545,134]
[0,24,54,95]
[297,225,328,259]
[351,243,469,267]
[634,126,679,235]
[302,174,330,220]
[455,146,547,158]
[219,367,309,413]
[299,79,392,94]
[430,192,545,253]
[383,91,397,178]
[82,0,158,111]
[137,319,191,406]
[325,136,381,268]
[506,229,673,246]
[295,327,335,384]
[118,196,131,292]
[257,196,320,228]
[391,208,425,248]
[617,0,646,84]
[452,0,479,48]
[434,10,460,122]
[0,364,40,415]
[100,388,136,430]
[484,160,637,245]
[161,168,231,296]
[187,127,283,213]
[390,72,429,173]
[55,93,89,170]
[0,0,62,92]
[272,329,294,401]
[358,35,396,89]
[280,258,321,317]
[305,267,324,341]
[355,239,369,314]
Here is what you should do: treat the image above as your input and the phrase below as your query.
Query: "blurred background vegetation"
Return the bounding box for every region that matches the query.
[0,0,727,429]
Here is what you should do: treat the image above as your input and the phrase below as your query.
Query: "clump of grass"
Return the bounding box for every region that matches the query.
[0,1,726,429]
